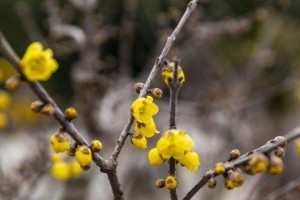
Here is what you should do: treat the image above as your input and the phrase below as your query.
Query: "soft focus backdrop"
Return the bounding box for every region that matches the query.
[1,0,300,199]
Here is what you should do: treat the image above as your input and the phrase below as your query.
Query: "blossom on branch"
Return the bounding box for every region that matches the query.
[20,42,58,81]
[131,96,158,123]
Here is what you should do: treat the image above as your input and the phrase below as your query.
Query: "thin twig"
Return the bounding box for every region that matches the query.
[167,59,182,200]
[109,0,199,162]
[183,126,300,200]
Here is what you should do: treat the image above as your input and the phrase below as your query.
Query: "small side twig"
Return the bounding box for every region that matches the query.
[182,126,300,200]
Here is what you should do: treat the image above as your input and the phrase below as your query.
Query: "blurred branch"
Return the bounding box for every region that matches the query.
[264,176,300,200]
[183,126,300,200]
[15,2,46,44]
[109,0,200,161]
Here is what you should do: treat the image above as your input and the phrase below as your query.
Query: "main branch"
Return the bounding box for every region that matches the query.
[183,126,300,200]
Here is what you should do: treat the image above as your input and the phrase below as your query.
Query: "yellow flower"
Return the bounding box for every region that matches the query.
[75,145,92,169]
[50,162,70,181]
[20,42,58,81]
[0,90,11,110]
[224,179,234,190]
[165,175,178,189]
[162,62,185,87]
[134,119,159,138]
[131,134,147,150]
[156,129,194,160]
[131,96,158,123]
[0,112,7,130]
[69,161,83,177]
[50,132,69,153]
[148,148,165,166]
[179,151,200,172]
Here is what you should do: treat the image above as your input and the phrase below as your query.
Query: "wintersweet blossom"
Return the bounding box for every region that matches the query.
[20,42,58,81]
[148,129,200,172]
[156,129,194,160]
[131,96,158,123]
[134,119,159,138]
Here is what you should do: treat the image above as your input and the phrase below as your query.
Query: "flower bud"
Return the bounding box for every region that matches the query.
[229,149,240,160]
[50,161,70,181]
[248,153,268,174]
[150,88,163,99]
[66,143,76,156]
[50,132,69,153]
[274,147,285,158]
[91,140,103,152]
[41,104,54,115]
[214,163,225,175]
[275,136,287,148]
[165,175,178,189]
[133,82,144,94]
[5,76,20,92]
[65,107,78,121]
[224,178,234,190]
[162,62,185,87]
[131,134,147,150]
[30,100,44,113]
[230,168,244,187]
[75,145,92,170]
[155,179,166,188]
[69,161,83,177]
[268,155,283,175]
[208,177,217,189]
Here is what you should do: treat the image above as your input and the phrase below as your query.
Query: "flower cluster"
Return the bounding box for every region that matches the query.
[20,42,58,81]
[211,140,286,191]
[130,95,159,149]
[148,129,200,172]
[50,154,82,181]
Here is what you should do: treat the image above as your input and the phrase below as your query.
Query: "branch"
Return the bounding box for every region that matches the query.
[182,126,300,200]
[0,31,107,171]
[109,0,199,161]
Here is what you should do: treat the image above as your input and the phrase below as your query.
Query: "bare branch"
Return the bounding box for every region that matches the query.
[182,126,300,200]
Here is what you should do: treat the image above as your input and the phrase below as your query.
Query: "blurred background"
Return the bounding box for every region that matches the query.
[1,0,300,199]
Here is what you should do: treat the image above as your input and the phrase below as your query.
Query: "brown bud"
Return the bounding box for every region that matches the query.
[155,179,165,188]
[274,147,285,158]
[30,100,44,113]
[133,82,144,94]
[66,143,76,156]
[5,76,21,92]
[65,107,78,121]
[150,88,163,99]
[275,136,287,148]
[229,149,240,160]
[208,177,217,189]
